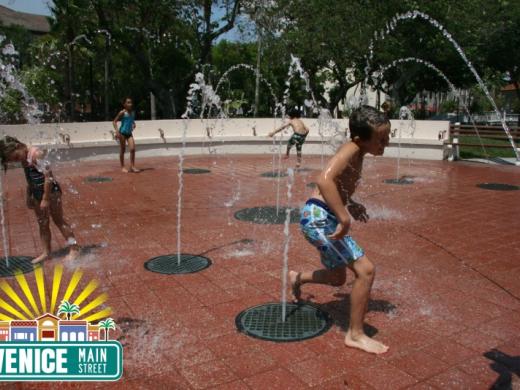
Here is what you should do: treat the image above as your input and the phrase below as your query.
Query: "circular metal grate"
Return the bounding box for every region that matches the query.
[0,256,34,277]
[384,177,414,185]
[85,176,112,183]
[295,167,314,173]
[144,254,211,274]
[260,171,288,178]
[236,302,331,342]
[306,182,317,188]
[234,206,300,224]
[183,168,211,174]
[477,183,519,191]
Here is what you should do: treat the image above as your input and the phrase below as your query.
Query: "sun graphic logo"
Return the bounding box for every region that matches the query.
[0,265,122,381]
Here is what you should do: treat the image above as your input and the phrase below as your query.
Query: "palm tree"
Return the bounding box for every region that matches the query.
[57,300,80,320]
[98,318,116,341]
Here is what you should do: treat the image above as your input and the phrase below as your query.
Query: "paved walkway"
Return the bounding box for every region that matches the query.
[1,155,519,389]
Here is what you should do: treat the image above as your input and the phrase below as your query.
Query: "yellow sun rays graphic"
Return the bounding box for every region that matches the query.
[0,264,111,323]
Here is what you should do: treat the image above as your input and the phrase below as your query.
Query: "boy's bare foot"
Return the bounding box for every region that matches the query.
[64,246,80,262]
[32,253,50,264]
[283,155,290,160]
[121,167,129,173]
[296,162,301,168]
[289,270,301,302]
[344,331,389,354]
[130,167,140,173]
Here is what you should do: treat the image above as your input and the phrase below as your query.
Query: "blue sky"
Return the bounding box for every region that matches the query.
[0,0,52,15]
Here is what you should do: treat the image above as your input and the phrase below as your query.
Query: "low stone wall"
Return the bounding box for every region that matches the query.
[0,118,449,161]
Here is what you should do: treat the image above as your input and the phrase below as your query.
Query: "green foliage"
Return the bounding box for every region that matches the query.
[57,300,81,320]
[21,66,60,106]
[1,0,518,122]
[0,89,24,123]
[440,99,458,113]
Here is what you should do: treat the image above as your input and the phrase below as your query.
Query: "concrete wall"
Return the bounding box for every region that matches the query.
[0,118,449,161]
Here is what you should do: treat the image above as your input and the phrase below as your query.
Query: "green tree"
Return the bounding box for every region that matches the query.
[98,318,116,341]
[57,300,80,320]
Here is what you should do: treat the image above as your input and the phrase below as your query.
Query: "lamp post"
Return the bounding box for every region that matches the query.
[95,30,112,121]
[66,35,91,121]
[124,27,157,119]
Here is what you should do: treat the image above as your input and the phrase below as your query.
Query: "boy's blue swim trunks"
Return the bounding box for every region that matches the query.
[300,198,364,269]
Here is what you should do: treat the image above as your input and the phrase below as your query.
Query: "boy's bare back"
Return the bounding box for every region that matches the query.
[289,118,309,135]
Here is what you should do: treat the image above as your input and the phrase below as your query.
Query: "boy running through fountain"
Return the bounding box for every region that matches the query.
[269,107,309,168]
[0,136,80,264]
[290,106,390,354]
[113,97,140,173]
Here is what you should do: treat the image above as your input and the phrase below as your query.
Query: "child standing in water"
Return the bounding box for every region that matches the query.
[291,106,390,354]
[269,108,309,168]
[0,136,80,264]
[113,97,140,173]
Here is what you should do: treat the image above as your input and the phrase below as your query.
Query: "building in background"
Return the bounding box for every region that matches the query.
[36,313,60,341]
[0,5,50,35]
[10,320,38,341]
[0,321,9,341]
[59,320,88,342]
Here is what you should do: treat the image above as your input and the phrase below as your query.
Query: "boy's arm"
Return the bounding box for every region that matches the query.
[269,121,291,137]
[112,110,123,132]
[317,145,356,238]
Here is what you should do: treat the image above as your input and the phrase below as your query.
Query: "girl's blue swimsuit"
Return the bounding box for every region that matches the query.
[119,111,135,137]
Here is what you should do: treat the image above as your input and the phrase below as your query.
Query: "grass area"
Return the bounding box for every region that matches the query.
[459,135,517,159]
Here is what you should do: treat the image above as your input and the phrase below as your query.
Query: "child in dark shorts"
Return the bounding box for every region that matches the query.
[269,108,309,168]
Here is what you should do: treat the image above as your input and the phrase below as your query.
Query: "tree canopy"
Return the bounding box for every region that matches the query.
[0,0,518,122]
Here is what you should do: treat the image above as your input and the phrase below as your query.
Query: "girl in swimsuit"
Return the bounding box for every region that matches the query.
[0,136,80,264]
[113,97,140,173]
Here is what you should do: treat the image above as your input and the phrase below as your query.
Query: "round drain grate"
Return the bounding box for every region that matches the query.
[384,177,414,185]
[236,302,331,342]
[0,257,34,277]
[234,206,300,224]
[85,176,112,183]
[306,182,317,188]
[477,183,519,191]
[144,254,211,274]
[260,171,288,178]
[183,168,211,174]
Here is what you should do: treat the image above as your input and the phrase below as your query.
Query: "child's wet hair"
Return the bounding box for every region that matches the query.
[0,135,24,171]
[122,97,132,105]
[349,106,389,141]
[288,107,301,118]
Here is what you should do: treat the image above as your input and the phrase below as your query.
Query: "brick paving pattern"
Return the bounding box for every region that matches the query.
[1,154,519,389]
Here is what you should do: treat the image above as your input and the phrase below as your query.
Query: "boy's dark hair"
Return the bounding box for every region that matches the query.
[122,97,132,105]
[288,107,301,118]
[349,106,389,141]
[0,135,24,171]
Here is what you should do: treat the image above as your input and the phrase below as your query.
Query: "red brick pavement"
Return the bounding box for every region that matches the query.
[0,154,519,389]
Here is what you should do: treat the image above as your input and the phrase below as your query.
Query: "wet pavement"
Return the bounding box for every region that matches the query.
[1,154,519,389]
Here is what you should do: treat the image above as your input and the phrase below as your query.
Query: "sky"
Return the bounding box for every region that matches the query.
[0,0,52,15]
